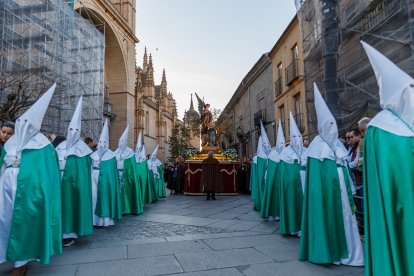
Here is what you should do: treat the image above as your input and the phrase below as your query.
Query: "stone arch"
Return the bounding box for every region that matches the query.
[75,5,128,94]
[74,2,137,148]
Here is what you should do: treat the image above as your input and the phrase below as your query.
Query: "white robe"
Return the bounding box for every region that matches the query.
[0,134,49,267]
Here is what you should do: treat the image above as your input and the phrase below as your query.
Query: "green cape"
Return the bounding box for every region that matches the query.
[7,144,62,264]
[364,127,414,276]
[61,155,93,236]
[260,159,280,218]
[121,156,144,215]
[278,160,303,234]
[95,157,122,220]
[253,157,267,211]
[150,165,166,199]
[299,157,348,264]
[137,160,157,204]
[0,147,5,168]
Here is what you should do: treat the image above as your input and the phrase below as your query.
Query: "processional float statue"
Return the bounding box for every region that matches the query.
[195,93,220,153]
[184,93,237,195]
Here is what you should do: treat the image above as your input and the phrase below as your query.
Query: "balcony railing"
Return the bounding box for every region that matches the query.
[254,109,266,128]
[274,78,282,98]
[285,59,300,85]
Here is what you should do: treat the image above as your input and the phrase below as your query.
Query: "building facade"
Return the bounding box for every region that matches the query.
[269,16,308,142]
[221,54,275,158]
[135,49,178,162]
[183,95,202,150]
[296,0,414,138]
[0,0,105,141]
[75,0,139,148]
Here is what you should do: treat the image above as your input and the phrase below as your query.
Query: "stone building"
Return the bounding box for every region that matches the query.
[221,54,275,158]
[296,0,414,138]
[75,0,139,148]
[135,48,178,162]
[269,16,308,141]
[183,94,201,149]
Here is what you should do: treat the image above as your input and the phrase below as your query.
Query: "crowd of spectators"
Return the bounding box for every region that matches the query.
[343,117,371,234]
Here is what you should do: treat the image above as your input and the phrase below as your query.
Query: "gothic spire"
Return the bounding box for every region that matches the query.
[189,93,194,110]
[160,68,167,97]
[143,47,148,72]
[145,53,154,87]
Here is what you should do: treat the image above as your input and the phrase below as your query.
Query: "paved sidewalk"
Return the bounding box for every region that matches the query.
[0,193,364,276]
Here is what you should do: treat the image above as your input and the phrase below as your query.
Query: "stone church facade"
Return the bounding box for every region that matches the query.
[135,49,178,162]
[74,0,138,148]
[74,1,178,162]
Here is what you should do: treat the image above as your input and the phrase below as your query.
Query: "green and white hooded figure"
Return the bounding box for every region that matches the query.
[260,119,285,220]
[249,135,262,203]
[135,131,157,204]
[148,145,166,199]
[0,84,62,267]
[278,112,304,235]
[299,83,363,266]
[253,121,270,211]
[91,119,122,226]
[361,41,414,276]
[56,96,93,240]
[114,126,143,215]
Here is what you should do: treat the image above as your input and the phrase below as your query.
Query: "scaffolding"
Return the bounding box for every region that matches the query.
[295,0,414,138]
[0,0,105,141]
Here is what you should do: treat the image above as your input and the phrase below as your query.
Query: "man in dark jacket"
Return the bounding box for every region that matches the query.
[172,156,185,194]
[201,151,221,200]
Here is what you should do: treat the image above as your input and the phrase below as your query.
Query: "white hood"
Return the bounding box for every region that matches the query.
[114,126,134,160]
[135,131,147,163]
[260,120,271,155]
[11,83,56,159]
[361,41,414,136]
[256,135,267,159]
[278,112,304,164]
[148,145,162,179]
[306,83,348,163]
[289,112,304,158]
[91,119,115,161]
[268,119,285,163]
[63,96,92,158]
[66,96,82,151]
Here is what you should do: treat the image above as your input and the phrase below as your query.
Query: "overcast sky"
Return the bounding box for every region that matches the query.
[135,1,297,119]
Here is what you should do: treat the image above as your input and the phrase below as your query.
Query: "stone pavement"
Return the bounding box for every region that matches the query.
[0,193,364,276]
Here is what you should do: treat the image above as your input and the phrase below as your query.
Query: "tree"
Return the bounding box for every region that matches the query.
[215,111,234,149]
[0,71,51,122]
[168,124,195,159]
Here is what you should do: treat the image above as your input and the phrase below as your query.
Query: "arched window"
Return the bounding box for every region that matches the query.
[164,124,168,141]
[145,111,150,135]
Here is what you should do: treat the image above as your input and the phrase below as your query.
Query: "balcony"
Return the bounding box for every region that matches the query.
[285,59,300,85]
[274,78,282,98]
[254,109,266,128]
[293,113,305,133]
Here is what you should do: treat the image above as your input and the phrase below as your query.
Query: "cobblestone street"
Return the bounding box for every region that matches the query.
[0,193,364,276]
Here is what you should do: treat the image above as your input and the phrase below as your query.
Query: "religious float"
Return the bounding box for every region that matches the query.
[183,94,238,195]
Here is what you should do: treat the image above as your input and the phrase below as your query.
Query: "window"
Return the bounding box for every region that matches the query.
[275,63,283,97]
[292,44,299,61]
[294,93,303,132]
[277,63,283,79]
[145,111,149,135]
[279,105,285,134]
[294,93,301,115]
[258,97,265,111]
